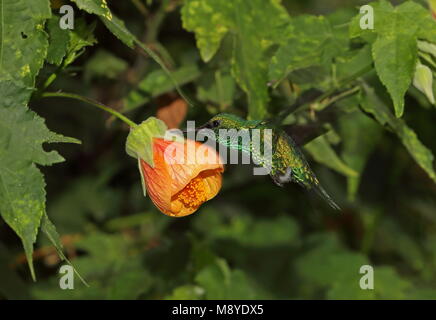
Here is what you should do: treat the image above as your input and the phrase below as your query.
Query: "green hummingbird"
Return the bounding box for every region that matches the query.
[192,113,340,210]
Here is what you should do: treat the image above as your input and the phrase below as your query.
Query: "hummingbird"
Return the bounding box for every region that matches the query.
[191,113,340,210]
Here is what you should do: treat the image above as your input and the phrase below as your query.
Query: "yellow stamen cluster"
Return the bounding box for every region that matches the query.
[174,175,207,209]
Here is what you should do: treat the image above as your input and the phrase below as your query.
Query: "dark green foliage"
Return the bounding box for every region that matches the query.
[1,0,436,300]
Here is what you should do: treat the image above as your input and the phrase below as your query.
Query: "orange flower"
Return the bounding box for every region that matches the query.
[140,138,224,217]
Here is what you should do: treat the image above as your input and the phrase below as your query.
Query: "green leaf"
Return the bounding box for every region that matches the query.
[1,79,33,105]
[125,117,168,165]
[361,84,436,183]
[269,15,333,84]
[100,14,135,48]
[84,49,128,81]
[413,61,435,104]
[373,266,410,299]
[304,134,358,178]
[350,1,436,117]
[349,1,436,40]
[32,232,147,299]
[0,81,80,279]
[202,215,299,248]
[336,45,373,81]
[40,214,67,260]
[49,174,122,234]
[374,217,426,272]
[0,0,51,87]
[339,111,382,200]
[372,32,417,118]
[197,70,235,110]
[418,40,436,58]
[71,0,134,48]
[72,0,192,106]
[41,214,88,286]
[72,232,134,278]
[106,263,152,299]
[46,15,70,66]
[296,233,374,299]
[182,0,290,119]
[195,258,266,299]
[165,285,205,300]
[71,0,112,17]
[181,0,230,63]
[190,238,219,273]
[64,18,97,66]
[123,64,201,112]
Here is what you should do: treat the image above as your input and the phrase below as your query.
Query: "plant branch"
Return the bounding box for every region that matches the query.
[145,0,170,44]
[34,61,68,100]
[41,92,137,128]
[131,0,149,17]
[296,85,361,114]
[276,63,373,123]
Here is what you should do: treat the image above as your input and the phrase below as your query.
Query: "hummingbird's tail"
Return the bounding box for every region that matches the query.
[311,184,341,211]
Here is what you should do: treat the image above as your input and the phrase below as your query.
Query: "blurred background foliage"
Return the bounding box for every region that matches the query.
[1,0,436,300]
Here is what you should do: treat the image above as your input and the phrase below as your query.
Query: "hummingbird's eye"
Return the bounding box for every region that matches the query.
[212,120,221,127]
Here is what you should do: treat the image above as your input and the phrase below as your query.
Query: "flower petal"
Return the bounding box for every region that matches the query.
[199,169,223,201]
[140,148,172,215]
[154,138,223,194]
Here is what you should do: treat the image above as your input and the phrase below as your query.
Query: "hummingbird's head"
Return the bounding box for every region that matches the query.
[196,113,246,134]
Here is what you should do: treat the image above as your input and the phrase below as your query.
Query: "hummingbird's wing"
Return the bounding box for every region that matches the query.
[269,131,341,211]
[260,88,335,146]
[283,123,327,146]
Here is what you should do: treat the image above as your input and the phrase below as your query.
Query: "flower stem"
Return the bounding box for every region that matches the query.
[41,92,137,128]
